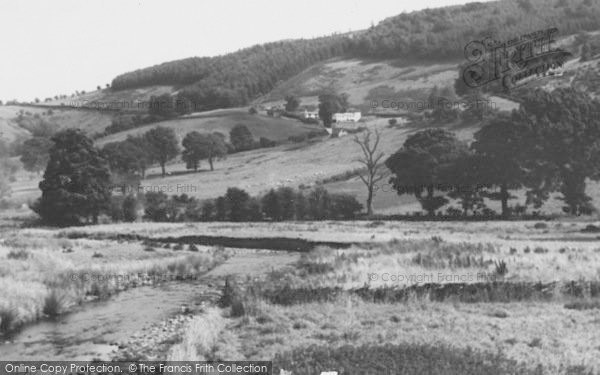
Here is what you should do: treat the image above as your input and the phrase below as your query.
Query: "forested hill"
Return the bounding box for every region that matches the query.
[110,0,600,111]
[355,0,600,59]
[111,35,351,96]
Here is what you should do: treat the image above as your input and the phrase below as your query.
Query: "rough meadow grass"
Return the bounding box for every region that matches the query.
[0,227,228,333]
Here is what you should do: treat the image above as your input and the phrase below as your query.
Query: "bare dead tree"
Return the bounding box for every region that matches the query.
[354,129,385,217]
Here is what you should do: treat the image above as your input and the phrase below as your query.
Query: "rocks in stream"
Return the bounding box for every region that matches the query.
[114,314,195,361]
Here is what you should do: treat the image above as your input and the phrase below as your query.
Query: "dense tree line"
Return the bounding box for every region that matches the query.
[102,113,166,136]
[108,0,600,115]
[139,186,362,223]
[111,36,351,112]
[352,0,600,60]
[386,88,600,217]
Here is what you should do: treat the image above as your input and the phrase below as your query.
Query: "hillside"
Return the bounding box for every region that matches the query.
[5,0,600,217]
[102,0,600,112]
[11,111,600,216]
[102,118,480,203]
[0,105,116,142]
[258,58,462,111]
[1,0,595,142]
[95,109,323,146]
[37,85,173,111]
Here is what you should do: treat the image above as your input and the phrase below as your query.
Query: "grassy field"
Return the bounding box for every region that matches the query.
[0,209,228,334]
[0,105,116,142]
[148,219,600,374]
[7,117,408,205]
[259,58,460,111]
[13,113,599,216]
[3,210,600,373]
[100,119,477,202]
[6,108,327,205]
[96,109,323,146]
[36,85,174,111]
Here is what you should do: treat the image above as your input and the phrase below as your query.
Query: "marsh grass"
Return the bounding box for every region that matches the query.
[210,285,600,374]
[274,343,541,375]
[494,260,508,276]
[0,307,17,333]
[412,252,489,269]
[564,300,600,310]
[168,308,227,361]
[43,289,64,317]
[7,249,30,260]
[0,237,228,332]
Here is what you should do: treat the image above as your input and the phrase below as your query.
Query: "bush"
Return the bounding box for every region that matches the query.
[229,124,255,152]
[219,278,238,308]
[201,200,215,221]
[582,224,600,233]
[225,187,252,221]
[43,290,63,317]
[246,198,263,221]
[388,118,398,125]
[307,130,328,138]
[7,249,30,260]
[277,187,296,220]
[294,192,308,220]
[288,134,308,143]
[259,137,277,148]
[108,196,125,222]
[301,117,320,125]
[144,192,168,221]
[230,300,245,317]
[145,186,364,223]
[0,307,16,333]
[183,199,203,221]
[122,195,138,222]
[307,186,331,220]
[494,260,508,276]
[564,300,600,310]
[261,189,281,221]
[330,194,363,219]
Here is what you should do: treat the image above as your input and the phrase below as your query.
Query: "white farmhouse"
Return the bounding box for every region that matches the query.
[332,112,361,122]
[303,110,319,119]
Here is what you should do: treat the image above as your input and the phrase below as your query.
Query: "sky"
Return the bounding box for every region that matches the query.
[0,0,489,102]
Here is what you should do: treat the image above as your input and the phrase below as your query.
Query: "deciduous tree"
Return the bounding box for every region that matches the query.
[20,137,53,174]
[35,129,111,225]
[471,112,529,217]
[385,129,468,216]
[354,129,385,216]
[182,131,227,171]
[284,95,300,112]
[144,126,179,177]
[515,88,600,215]
[229,124,255,152]
[318,90,348,128]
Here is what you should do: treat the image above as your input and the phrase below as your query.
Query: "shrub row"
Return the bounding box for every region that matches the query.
[110,186,363,223]
[258,281,600,305]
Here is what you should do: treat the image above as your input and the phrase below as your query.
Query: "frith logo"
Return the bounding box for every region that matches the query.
[462,27,572,91]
